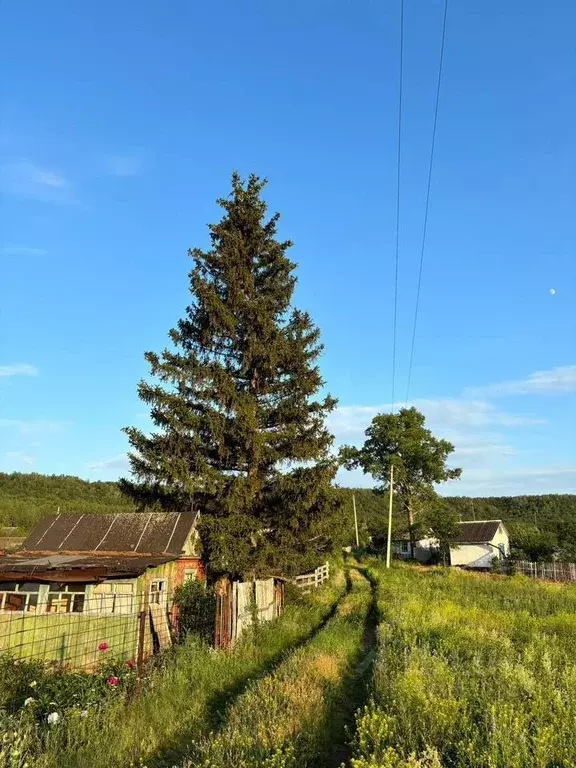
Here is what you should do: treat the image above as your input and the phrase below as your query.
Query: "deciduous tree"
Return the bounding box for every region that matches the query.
[340,407,461,557]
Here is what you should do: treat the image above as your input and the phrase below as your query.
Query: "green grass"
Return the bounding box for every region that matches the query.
[348,562,576,768]
[31,569,346,768]
[183,567,373,768]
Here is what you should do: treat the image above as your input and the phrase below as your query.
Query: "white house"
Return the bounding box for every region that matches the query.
[450,520,510,569]
[391,537,438,563]
[392,520,510,570]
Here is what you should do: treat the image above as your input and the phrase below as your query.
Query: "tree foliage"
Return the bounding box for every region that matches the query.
[340,407,461,555]
[0,472,135,532]
[120,174,339,577]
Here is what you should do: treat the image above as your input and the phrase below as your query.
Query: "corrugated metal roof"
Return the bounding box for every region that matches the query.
[454,520,502,544]
[21,512,197,555]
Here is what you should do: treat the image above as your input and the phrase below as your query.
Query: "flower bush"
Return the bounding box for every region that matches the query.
[0,647,138,725]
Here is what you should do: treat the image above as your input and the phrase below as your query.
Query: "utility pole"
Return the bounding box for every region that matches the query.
[386,464,394,568]
[352,493,360,549]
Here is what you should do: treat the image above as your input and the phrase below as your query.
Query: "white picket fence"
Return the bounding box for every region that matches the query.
[295,562,330,592]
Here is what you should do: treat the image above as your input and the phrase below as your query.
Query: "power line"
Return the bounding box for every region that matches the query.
[391,0,405,413]
[405,0,449,404]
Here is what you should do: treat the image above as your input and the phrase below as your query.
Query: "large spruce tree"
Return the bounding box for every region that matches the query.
[120,174,339,577]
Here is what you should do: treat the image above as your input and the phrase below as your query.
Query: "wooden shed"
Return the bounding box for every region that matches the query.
[0,512,204,668]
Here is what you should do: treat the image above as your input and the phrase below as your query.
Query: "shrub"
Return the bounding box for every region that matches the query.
[173,579,216,643]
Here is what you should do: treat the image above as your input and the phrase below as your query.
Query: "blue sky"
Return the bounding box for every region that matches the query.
[1,0,575,496]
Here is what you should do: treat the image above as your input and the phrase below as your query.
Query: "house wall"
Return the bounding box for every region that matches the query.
[392,538,438,563]
[491,525,510,556]
[175,557,205,586]
[0,558,205,669]
[450,543,490,566]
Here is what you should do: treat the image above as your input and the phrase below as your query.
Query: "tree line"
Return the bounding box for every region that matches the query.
[2,471,574,562]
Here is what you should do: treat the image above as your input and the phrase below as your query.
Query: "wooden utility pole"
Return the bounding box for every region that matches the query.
[386,464,394,568]
[352,493,360,549]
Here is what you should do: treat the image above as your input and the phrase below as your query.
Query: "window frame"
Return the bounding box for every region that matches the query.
[149,578,168,608]
[45,582,87,614]
[0,582,47,614]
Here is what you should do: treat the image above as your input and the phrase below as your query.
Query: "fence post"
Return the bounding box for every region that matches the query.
[136,607,148,695]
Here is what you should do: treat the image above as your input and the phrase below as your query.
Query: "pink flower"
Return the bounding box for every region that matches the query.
[98,642,109,652]
[107,675,119,687]
[125,660,135,669]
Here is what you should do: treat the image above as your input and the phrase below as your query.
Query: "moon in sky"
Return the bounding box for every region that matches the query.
[549,288,556,295]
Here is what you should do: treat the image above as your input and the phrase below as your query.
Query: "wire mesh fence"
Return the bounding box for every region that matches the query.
[0,586,213,673]
[0,591,162,671]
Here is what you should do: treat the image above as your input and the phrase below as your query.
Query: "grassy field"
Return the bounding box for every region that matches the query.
[349,563,576,768]
[2,561,575,768]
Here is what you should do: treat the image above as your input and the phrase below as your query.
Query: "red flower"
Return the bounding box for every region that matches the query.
[98,642,109,652]
[126,660,135,669]
[107,675,119,687]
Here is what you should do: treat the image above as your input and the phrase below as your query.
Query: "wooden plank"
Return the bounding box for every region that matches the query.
[149,603,172,649]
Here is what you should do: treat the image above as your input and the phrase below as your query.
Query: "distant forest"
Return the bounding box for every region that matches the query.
[0,472,135,531]
[339,487,576,561]
[1,472,575,559]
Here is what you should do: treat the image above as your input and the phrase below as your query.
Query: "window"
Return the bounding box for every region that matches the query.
[150,579,168,607]
[401,541,409,554]
[0,582,42,613]
[184,568,197,583]
[46,583,86,614]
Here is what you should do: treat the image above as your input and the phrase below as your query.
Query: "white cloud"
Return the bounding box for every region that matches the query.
[447,465,576,496]
[88,454,131,473]
[469,365,576,397]
[328,398,542,448]
[0,363,38,377]
[106,156,142,177]
[0,245,47,257]
[0,419,63,434]
[331,394,549,495]
[1,161,72,202]
[5,451,34,467]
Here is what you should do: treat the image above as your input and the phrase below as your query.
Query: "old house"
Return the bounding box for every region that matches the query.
[0,512,203,667]
[450,520,510,569]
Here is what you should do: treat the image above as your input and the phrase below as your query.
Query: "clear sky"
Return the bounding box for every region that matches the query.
[1,0,575,496]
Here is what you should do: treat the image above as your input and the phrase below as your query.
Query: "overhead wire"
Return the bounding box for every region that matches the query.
[391,0,405,413]
[404,0,449,404]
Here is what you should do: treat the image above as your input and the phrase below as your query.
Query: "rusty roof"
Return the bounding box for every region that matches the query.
[21,512,197,555]
[0,551,176,582]
[454,520,502,544]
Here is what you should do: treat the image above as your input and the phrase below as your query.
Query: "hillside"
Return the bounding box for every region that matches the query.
[0,472,136,532]
[2,472,575,557]
[338,487,576,558]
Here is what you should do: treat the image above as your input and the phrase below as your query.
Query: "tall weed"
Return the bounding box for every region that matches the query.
[350,563,576,768]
